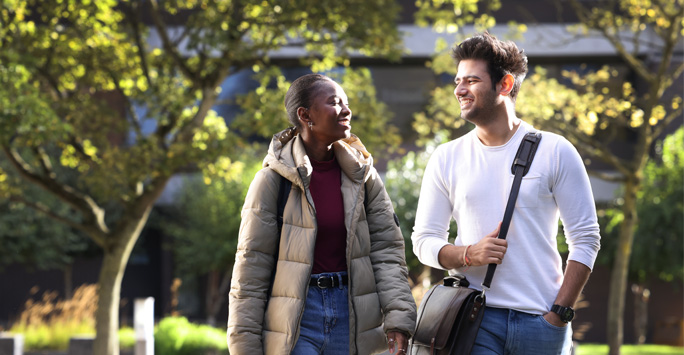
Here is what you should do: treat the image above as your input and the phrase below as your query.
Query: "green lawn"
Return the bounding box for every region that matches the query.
[577,343,684,355]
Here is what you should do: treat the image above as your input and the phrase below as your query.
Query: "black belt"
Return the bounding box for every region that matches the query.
[309,274,348,288]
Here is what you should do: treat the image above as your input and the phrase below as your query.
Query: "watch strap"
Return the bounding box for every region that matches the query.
[551,304,575,322]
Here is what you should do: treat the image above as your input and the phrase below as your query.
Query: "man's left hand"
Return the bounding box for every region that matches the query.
[543,312,569,328]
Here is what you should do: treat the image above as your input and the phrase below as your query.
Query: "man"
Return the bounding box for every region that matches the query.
[411,32,601,354]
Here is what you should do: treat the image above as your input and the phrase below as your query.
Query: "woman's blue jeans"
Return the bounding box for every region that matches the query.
[471,306,573,355]
[291,273,350,355]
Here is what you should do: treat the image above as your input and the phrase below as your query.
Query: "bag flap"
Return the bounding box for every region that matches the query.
[413,285,475,349]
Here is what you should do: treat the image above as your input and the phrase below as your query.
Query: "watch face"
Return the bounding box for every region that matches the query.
[553,305,575,322]
[561,308,575,322]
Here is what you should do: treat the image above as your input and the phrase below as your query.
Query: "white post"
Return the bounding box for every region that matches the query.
[0,333,23,355]
[134,297,155,355]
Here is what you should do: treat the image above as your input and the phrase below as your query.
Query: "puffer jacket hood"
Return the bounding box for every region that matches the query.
[228,127,416,355]
[264,126,373,189]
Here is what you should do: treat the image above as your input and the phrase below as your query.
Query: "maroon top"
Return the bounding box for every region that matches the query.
[309,156,348,273]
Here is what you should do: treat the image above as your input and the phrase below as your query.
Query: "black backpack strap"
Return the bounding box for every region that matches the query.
[276,176,291,235]
[482,131,542,289]
[267,175,291,303]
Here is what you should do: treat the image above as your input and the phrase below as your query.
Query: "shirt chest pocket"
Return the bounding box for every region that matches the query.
[510,175,541,208]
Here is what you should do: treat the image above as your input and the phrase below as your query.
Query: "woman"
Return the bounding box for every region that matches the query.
[228,73,416,355]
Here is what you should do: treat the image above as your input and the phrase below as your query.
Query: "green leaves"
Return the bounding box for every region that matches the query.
[232,67,402,158]
[385,134,456,272]
[0,184,89,271]
[415,0,501,33]
[159,149,262,276]
[0,0,406,208]
[0,0,407,310]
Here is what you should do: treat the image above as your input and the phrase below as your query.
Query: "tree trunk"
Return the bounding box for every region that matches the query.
[94,251,126,355]
[63,263,73,300]
[93,209,153,355]
[207,269,232,326]
[607,177,639,355]
[206,270,219,326]
[632,284,650,345]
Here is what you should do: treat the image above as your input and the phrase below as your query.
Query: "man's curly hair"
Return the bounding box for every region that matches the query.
[452,32,528,101]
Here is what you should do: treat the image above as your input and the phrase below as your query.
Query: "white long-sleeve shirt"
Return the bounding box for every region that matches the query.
[411,122,601,315]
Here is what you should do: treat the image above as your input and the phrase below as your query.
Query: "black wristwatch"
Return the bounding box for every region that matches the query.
[551,304,575,323]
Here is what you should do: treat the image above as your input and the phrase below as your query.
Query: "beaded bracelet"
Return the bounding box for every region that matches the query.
[463,245,472,270]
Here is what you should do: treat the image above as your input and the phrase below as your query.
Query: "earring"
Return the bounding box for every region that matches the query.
[308,121,313,128]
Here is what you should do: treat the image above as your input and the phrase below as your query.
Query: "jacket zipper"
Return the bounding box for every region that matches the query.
[347,171,367,355]
[289,169,317,354]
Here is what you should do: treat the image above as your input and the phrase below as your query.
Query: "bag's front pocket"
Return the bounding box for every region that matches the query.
[411,284,484,355]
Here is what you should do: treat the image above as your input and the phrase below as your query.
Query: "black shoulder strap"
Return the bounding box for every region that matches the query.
[276,176,292,234]
[268,175,291,303]
[482,132,542,289]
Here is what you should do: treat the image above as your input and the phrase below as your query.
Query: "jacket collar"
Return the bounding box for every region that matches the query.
[264,127,372,190]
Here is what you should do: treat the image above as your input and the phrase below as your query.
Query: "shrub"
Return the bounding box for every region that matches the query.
[9,284,137,351]
[155,316,228,355]
[9,285,97,350]
[118,326,136,350]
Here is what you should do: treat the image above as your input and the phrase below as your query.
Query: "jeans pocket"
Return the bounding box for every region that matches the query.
[539,315,569,331]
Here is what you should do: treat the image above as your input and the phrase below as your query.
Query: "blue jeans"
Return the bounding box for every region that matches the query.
[291,273,350,355]
[471,307,573,355]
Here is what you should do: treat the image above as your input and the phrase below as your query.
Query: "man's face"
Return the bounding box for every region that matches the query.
[454,59,500,125]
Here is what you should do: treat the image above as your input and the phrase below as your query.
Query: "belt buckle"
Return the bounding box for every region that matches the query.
[317,276,331,288]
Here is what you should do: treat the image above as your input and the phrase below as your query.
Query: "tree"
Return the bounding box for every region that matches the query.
[0,1,404,354]
[159,148,261,326]
[385,133,457,288]
[597,127,683,344]
[598,128,684,285]
[232,67,402,158]
[0,186,90,299]
[410,0,527,147]
[515,1,682,352]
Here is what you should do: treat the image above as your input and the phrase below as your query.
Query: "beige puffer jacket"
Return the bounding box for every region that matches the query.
[228,128,416,355]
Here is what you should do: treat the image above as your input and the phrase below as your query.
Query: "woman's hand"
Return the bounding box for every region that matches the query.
[387,331,408,354]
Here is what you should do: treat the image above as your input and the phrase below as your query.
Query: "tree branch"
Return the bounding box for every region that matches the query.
[35,65,64,101]
[67,137,98,166]
[568,0,654,83]
[673,62,684,84]
[148,0,197,82]
[169,86,221,144]
[1,144,110,236]
[111,174,171,238]
[652,3,684,98]
[122,1,152,86]
[8,195,106,248]
[33,146,56,179]
[564,128,633,178]
[105,67,144,139]
[587,169,626,183]
[653,105,684,138]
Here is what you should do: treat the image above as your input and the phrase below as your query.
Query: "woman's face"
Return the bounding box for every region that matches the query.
[305,80,352,145]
